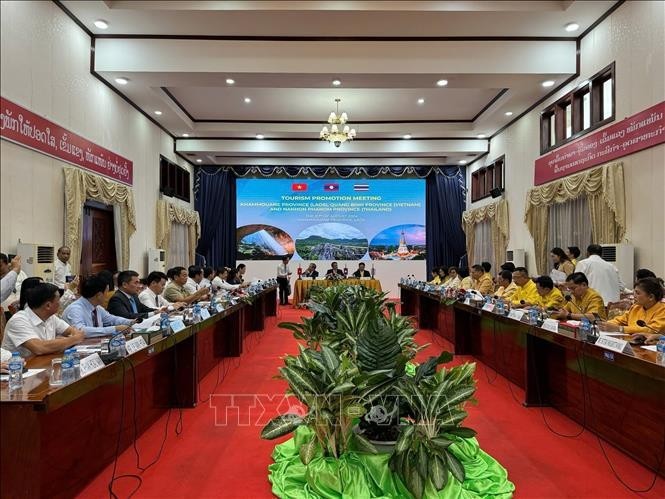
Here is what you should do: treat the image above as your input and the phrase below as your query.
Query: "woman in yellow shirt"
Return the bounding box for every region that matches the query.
[600,278,665,342]
[566,246,581,267]
[533,276,565,309]
[428,266,442,285]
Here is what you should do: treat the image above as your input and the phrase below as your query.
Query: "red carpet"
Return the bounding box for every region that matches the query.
[78,306,664,498]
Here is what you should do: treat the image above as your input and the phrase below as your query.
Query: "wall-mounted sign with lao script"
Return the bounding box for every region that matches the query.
[535,101,664,185]
[0,97,133,185]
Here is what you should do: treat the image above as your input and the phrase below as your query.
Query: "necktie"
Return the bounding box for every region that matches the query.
[130,296,138,314]
[155,293,160,308]
[92,309,99,327]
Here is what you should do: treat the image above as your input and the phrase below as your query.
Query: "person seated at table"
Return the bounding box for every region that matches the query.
[533,276,565,310]
[494,270,517,300]
[163,267,209,304]
[0,253,21,304]
[201,267,215,288]
[98,269,116,309]
[510,267,539,306]
[325,262,345,279]
[212,267,249,292]
[63,275,136,337]
[108,271,166,320]
[566,246,581,266]
[443,267,461,289]
[428,266,441,285]
[499,261,516,274]
[184,266,204,294]
[471,264,494,295]
[598,278,665,342]
[236,263,247,283]
[458,268,473,290]
[2,283,86,357]
[353,262,371,278]
[139,271,186,310]
[550,247,575,277]
[551,272,606,321]
[438,266,450,284]
[302,263,319,279]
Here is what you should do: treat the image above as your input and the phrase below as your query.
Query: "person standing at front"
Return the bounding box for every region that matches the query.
[276,256,292,306]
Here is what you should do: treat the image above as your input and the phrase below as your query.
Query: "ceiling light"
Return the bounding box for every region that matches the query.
[332,79,341,86]
[565,22,580,32]
[436,79,448,87]
[320,98,356,148]
[94,20,109,29]
[403,134,412,140]
[459,160,467,165]
[244,97,251,103]
[256,134,265,140]
[417,98,425,105]
[542,80,555,88]
[182,133,189,137]
[196,159,202,163]
[226,78,235,85]
[477,134,486,139]
[504,111,513,116]
[114,77,128,85]
[154,110,162,115]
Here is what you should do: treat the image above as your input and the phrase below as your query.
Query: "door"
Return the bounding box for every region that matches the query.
[80,201,117,277]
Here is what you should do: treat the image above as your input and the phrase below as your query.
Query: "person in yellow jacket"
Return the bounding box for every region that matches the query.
[552,272,606,321]
[510,267,539,306]
[532,276,565,309]
[600,278,665,343]
[495,270,517,300]
[471,264,495,295]
[428,267,442,285]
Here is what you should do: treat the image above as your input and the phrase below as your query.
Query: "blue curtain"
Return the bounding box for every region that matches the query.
[194,168,236,267]
[426,167,467,278]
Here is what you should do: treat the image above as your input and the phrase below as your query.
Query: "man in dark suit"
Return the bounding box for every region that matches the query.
[325,262,345,279]
[352,262,371,278]
[302,263,319,278]
[108,270,162,319]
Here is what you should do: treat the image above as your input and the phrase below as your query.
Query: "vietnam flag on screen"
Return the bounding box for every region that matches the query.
[292,183,308,191]
[323,183,339,192]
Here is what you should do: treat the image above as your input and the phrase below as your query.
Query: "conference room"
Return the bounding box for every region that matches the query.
[1,1,663,498]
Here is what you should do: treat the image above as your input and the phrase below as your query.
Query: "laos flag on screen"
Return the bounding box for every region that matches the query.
[323,183,339,191]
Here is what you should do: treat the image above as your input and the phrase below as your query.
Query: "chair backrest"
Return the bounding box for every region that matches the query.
[606,299,632,320]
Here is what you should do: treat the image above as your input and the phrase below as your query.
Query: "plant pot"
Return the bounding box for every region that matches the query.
[352,425,396,454]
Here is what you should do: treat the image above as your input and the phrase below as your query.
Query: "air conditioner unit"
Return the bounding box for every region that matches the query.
[505,248,526,268]
[600,243,634,287]
[148,248,166,273]
[16,243,55,282]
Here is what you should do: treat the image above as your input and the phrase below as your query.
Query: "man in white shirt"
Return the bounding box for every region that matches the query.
[184,266,204,294]
[200,267,215,289]
[54,246,72,289]
[574,244,623,304]
[0,253,25,307]
[2,282,85,357]
[139,271,185,309]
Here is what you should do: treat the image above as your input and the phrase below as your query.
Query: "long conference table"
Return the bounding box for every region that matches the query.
[399,284,665,477]
[0,286,277,499]
[292,278,382,305]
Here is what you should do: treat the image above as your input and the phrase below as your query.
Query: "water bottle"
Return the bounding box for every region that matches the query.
[7,352,24,391]
[656,336,665,366]
[580,317,591,341]
[193,303,202,324]
[72,348,81,379]
[109,334,126,357]
[496,299,505,315]
[160,312,170,334]
[62,349,76,385]
[528,308,539,325]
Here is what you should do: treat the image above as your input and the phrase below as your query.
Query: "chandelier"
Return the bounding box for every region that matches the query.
[320,98,356,147]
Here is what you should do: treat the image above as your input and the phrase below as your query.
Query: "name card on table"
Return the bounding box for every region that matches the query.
[200,308,211,320]
[595,336,633,355]
[170,319,186,333]
[360,276,371,281]
[216,304,224,313]
[507,310,525,321]
[541,318,560,333]
[80,353,105,377]
[464,298,471,305]
[482,303,495,313]
[125,336,148,355]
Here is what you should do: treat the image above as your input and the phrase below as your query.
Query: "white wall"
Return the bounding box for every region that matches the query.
[0,1,193,275]
[467,0,665,276]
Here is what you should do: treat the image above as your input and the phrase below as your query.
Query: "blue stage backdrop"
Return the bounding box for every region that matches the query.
[236,178,426,262]
[194,166,466,272]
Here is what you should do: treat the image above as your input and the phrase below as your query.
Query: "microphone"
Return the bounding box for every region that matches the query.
[636,319,662,335]
[564,294,587,318]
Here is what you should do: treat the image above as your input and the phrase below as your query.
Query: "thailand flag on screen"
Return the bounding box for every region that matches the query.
[354,184,369,191]
[292,183,308,191]
[323,183,339,192]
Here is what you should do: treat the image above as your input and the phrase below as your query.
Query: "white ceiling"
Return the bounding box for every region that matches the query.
[59,0,618,165]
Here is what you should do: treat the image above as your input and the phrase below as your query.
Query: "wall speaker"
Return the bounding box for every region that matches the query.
[490,187,503,198]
